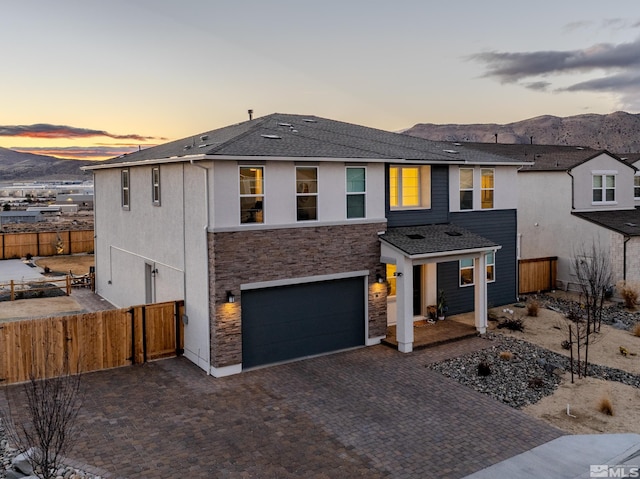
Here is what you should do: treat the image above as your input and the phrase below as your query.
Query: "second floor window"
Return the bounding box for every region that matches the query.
[389,165,431,209]
[635,175,640,200]
[459,168,474,210]
[152,167,161,206]
[296,167,318,221]
[346,167,366,219]
[593,174,615,203]
[121,169,130,210]
[481,169,494,209]
[240,167,264,223]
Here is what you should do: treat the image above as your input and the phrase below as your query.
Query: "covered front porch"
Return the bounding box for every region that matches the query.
[382,312,477,349]
[380,224,501,353]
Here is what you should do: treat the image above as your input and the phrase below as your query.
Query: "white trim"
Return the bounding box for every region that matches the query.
[214,218,387,232]
[210,363,242,378]
[366,336,384,346]
[592,170,618,175]
[241,270,370,290]
[380,240,502,261]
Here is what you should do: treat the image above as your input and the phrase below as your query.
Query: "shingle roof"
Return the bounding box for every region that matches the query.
[379,224,500,257]
[454,143,614,171]
[86,114,529,168]
[573,209,640,236]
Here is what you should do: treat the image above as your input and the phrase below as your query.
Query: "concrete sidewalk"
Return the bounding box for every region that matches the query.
[464,433,640,479]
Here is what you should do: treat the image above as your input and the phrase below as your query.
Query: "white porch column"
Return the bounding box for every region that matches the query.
[474,253,488,334]
[396,256,414,353]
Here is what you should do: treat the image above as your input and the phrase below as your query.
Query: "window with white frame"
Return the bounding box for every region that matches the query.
[151,166,161,206]
[239,166,264,223]
[481,168,494,209]
[592,173,616,203]
[635,175,640,200]
[389,165,431,209]
[121,169,130,210]
[346,167,366,218]
[296,166,318,221]
[459,168,474,210]
[486,251,495,282]
[460,258,474,286]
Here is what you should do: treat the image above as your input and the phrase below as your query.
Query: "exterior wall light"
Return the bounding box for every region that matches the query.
[226,291,236,303]
[376,273,385,284]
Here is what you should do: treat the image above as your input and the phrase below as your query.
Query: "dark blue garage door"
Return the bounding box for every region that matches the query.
[241,277,365,369]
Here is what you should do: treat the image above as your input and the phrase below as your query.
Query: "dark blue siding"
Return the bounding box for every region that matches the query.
[438,209,518,314]
[386,165,450,227]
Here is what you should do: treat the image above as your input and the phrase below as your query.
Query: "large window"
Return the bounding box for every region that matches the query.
[346,167,366,218]
[389,165,431,209]
[460,253,495,286]
[151,166,161,206]
[459,168,474,210]
[635,175,640,200]
[481,168,494,209]
[592,174,615,203]
[121,169,130,210]
[296,167,318,221]
[240,167,264,223]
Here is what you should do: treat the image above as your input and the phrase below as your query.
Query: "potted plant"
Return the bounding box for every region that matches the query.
[437,289,448,320]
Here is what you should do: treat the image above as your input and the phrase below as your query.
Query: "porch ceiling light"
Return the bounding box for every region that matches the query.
[226,290,236,303]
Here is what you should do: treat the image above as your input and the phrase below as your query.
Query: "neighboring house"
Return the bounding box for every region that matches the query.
[0,210,44,225]
[459,143,639,292]
[83,114,526,376]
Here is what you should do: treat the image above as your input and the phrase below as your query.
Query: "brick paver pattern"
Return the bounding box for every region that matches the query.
[2,338,563,478]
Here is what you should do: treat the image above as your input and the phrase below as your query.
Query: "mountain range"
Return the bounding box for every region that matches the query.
[403,111,640,153]
[0,147,94,182]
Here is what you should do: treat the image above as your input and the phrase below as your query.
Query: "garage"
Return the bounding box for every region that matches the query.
[241,277,366,369]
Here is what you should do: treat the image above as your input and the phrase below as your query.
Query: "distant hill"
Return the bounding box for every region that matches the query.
[403,111,640,153]
[0,147,95,181]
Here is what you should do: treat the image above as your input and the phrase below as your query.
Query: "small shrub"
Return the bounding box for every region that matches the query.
[499,351,513,361]
[43,266,51,274]
[618,280,640,309]
[497,317,524,332]
[561,340,572,350]
[528,376,544,389]
[25,253,33,261]
[598,396,614,416]
[632,323,640,338]
[526,300,539,317]
[477,360,491,377]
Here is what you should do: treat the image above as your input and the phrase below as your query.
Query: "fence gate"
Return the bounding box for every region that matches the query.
[518,257,557,294]
[0,300,184,385]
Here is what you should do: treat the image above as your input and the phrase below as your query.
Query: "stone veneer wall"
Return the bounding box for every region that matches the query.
[208,222,387,368]
[612,232,640,285]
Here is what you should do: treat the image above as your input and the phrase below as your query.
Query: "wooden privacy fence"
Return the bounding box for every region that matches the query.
[0,229,94,259]
[0,300,184,385]
[519,257,558,294]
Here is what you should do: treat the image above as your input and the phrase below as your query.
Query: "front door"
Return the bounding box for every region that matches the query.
[413,265,422,316]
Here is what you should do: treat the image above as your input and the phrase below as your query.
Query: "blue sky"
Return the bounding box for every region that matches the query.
[2,0,640,159]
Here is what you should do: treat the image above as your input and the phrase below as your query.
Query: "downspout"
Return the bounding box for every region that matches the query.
[566,169,575,210]
[189,159,212,375]
[624,235,630,281]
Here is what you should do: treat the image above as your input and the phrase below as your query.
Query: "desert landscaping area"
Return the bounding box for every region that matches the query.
[435,294,640,436]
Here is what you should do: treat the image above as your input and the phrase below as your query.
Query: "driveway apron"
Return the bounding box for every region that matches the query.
[1,338,563,478]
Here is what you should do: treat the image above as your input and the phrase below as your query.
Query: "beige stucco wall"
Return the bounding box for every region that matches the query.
[571,153,636,211]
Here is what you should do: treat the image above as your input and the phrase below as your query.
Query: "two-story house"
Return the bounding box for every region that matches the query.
[459,143,640,292]
[84,114,526,376]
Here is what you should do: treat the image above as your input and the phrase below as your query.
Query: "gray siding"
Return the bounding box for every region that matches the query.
[386,165,449,227]
[438,209,518,314]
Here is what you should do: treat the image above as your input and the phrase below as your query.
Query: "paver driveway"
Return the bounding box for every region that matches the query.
[1,338,563,478]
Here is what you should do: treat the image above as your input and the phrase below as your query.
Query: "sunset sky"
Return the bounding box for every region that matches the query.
[2,0,640,160]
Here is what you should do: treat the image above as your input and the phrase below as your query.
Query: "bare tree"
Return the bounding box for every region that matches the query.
[571,240,613,377]
[1,335,84,479]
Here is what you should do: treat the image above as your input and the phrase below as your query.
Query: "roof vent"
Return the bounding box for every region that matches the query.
[576,147,584,150]
[443,149,459,154]
[198,143,212,148]
[278,122,292,127]
[183,145,192,150]
[302,119,317,123]
[445,231,462,236]
[453,142,462,146]
[261,134,282,139]
[407,234,425,240]
[625,222,637,227]
[200,135,209,141]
